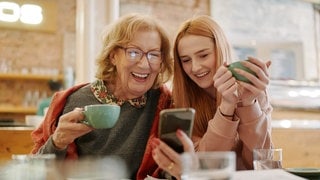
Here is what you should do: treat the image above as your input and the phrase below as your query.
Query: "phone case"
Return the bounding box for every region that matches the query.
[159,108,195,153]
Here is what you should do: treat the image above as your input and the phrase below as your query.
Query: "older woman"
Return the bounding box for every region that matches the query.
[31,13,173,179]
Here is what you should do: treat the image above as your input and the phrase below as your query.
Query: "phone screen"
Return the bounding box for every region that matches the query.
[159,108,195,153]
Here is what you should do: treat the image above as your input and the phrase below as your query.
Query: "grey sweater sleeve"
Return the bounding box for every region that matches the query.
[36,136,67,159]
[36,85,97,158]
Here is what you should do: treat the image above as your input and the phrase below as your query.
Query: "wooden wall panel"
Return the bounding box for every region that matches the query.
[272,128,320,168]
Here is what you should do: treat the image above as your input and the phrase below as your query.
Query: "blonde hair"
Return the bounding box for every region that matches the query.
[95,13,173,88]
[172,15,232,136]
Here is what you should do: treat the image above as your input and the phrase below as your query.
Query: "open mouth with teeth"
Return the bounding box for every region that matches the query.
[132,72,149,79]
[195,71,209,78]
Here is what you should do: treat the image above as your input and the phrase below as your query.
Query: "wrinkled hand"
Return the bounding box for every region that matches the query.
[235,57,271,106]
[52,108,93,149]
[151,130,194,180]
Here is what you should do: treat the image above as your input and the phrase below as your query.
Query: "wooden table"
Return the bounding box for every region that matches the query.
[0,127,35,162]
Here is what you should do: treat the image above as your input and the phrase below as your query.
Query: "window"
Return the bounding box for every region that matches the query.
[211,0,320,109]
[210,0,320,81]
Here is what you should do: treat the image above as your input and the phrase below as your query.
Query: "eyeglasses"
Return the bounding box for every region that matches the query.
[119,47,162,65]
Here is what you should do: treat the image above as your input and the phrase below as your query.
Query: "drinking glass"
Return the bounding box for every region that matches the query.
[253,148,283,170]
[181,151,236,180]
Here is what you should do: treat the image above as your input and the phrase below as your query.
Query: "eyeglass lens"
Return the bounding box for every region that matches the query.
[125,48,161,64]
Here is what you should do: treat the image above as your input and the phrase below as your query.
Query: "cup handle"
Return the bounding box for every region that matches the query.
[79,111,90,125]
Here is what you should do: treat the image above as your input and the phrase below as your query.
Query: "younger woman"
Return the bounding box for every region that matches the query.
[152,15,273,179]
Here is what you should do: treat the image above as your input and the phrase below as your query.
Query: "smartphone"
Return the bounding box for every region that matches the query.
[158,108,195,153]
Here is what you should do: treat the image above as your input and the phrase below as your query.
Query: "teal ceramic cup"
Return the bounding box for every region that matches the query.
[227,60,257,83]
[81,104,120,129]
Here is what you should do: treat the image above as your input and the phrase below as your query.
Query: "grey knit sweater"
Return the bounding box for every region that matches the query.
[39,84,161,178]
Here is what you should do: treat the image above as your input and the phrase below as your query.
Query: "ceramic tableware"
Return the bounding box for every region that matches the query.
[81,104,120,129]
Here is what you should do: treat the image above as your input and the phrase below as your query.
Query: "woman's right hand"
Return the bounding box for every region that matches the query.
[213,63,238,115]
[52,108,93,149]
[152,129,194,180]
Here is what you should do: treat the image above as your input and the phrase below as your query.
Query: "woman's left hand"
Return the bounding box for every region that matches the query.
[151,129,194,180]
[235,57,271,106]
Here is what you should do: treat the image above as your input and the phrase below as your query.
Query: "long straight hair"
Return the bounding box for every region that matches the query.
[172,15,232,136]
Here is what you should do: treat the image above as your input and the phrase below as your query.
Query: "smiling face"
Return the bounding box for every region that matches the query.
[178,35,216,93]
[111,30,162,100]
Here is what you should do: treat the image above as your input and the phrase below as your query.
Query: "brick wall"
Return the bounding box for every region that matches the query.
[0,0,210,111]
[0,0,76,110]
[120,0,210,40]
[0,0,76,75]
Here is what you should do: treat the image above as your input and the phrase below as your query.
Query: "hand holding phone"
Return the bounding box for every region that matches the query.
[158,108,195,153]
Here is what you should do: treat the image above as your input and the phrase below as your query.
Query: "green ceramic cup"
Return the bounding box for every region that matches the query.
[228,60,257,83]
[82,104,120,129]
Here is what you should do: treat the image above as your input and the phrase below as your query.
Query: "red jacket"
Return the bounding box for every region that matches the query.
[31,83,172,179]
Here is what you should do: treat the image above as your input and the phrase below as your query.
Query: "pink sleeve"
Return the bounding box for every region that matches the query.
[236,91,273,169]
[193,90,273,170]
[193,112,239,151]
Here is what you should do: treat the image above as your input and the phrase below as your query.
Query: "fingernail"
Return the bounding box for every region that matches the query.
[150,142,155,149]
[151,138,160,148]
[176,129,183,137]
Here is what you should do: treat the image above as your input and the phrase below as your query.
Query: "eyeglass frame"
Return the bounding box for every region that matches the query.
[118,46,163,66]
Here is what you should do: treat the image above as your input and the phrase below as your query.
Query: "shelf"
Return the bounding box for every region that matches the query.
[0,73,63,81]
[0,74,61,115]
[0,106,37,114]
